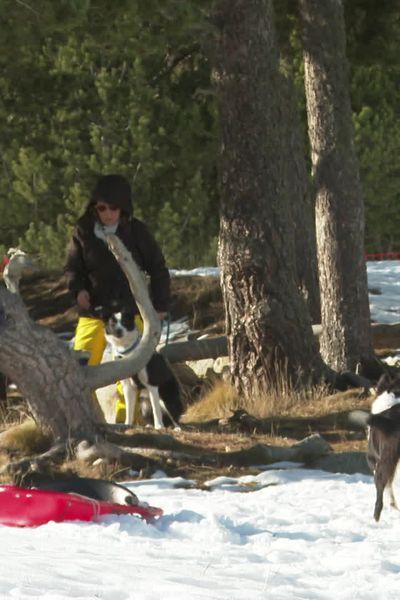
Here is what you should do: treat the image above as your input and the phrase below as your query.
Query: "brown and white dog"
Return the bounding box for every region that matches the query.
[104,311,183,429]
[367,374,400,521]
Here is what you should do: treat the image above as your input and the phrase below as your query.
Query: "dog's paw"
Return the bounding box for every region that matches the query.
[145,423,164,431]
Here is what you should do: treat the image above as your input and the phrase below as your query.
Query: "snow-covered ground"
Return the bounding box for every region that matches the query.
[0,260,399,599]
[1,469,400,599]
[176,260,400,325]
[164,260,400,343]
[367,260,400,324]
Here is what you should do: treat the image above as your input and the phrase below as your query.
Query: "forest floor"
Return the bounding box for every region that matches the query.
[1,269,396,484]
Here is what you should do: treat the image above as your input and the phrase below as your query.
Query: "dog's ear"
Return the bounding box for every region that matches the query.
[376,373,391,395]
[121,313,135,330]
[388,375,400,398]
[376,373,400,396]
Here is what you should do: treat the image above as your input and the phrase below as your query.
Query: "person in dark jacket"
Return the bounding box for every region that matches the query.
[64,174,170,420]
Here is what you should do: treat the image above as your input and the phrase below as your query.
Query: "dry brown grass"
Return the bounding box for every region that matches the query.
[0,370,373,486]
[243,379,332,420]
[0,419,52,484]
[182,375,370,424]
[0,418,132,484]
[182,380,241,422]
[0,419,50,455]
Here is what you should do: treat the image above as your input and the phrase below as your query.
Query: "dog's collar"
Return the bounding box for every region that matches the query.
[114,337,141,358]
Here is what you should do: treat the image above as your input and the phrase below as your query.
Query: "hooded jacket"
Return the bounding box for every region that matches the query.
[64,175,170,317]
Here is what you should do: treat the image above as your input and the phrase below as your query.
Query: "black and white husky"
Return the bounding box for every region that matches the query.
[104,312,183,429]
[367,374,400,521]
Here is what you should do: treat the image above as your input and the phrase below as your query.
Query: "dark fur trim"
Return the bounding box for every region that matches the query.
[367,412,400,434]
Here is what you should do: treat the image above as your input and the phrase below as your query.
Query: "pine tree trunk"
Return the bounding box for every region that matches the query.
[299,0,375,373]
[283,76,320,323]
[210,0,327,394]
[0,373,7,407]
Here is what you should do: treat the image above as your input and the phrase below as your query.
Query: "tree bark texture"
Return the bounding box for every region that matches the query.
[0,288,97,441]
[300,0,374,372]
[282,75,320,323]
[211,0,326,394]
[0,373,7,406]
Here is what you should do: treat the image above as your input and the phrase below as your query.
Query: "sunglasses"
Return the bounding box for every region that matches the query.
[95,204,120,213]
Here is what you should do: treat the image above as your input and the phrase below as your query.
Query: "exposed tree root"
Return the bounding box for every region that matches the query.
[0,437,159,481]
[0,428,332,483]
[102,429,202,453]
[218,433,331,467]
[122,433,332,469]
[101,428,332,468]
[0,442,68,478]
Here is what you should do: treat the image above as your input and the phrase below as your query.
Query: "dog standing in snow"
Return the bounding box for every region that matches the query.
[367,374,400,521]
[104,311,183,429]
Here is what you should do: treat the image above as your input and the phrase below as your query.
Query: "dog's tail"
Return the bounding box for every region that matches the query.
[159,379,183,422]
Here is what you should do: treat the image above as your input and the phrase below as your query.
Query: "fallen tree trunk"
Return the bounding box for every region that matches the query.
[104,429,331,468]
[218,433,331,467]
[161,323,399,363]
[77,428,331,469]
[160,335,228,362]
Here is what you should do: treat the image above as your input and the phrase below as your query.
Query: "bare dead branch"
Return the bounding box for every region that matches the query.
[84,233,161,390]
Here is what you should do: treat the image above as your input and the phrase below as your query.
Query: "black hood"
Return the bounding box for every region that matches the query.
[88,174,133,216]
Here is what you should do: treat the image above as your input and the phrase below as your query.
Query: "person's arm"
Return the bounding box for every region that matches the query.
[64,234,91,308]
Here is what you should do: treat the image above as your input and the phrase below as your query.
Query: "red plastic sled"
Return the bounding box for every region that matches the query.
[0,485,163,527]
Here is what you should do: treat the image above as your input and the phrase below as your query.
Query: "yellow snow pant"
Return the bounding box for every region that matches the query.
[73,315,144,423]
